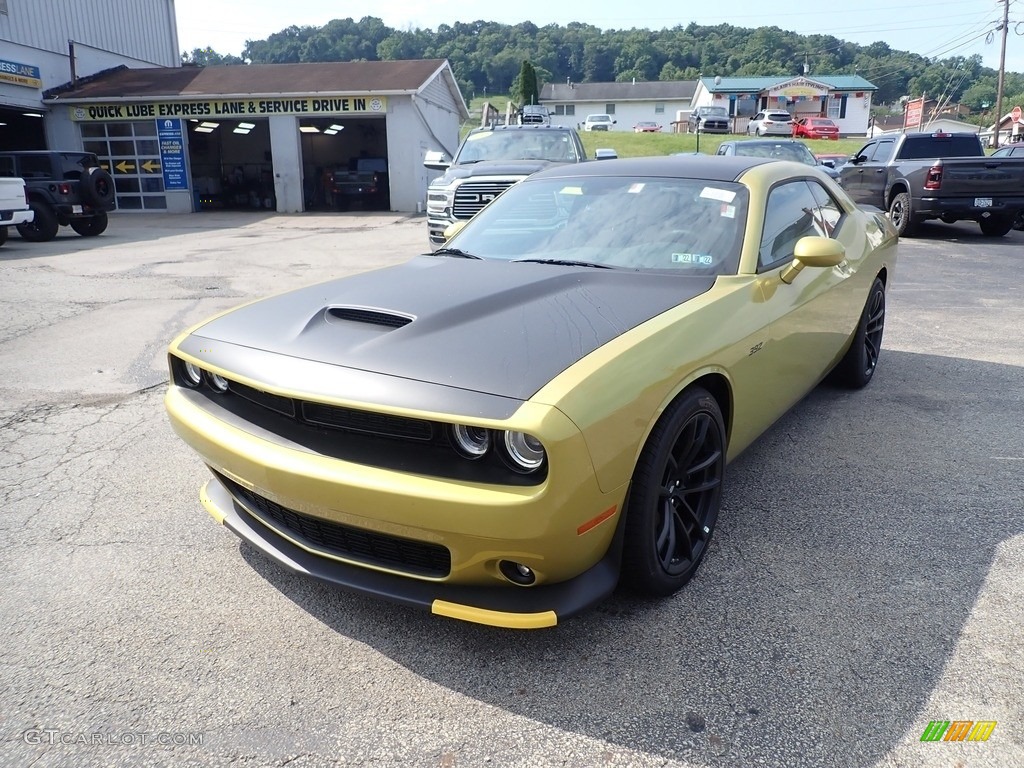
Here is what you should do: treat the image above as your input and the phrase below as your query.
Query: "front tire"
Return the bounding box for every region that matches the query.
[16,201,59,242]
[621,387,726,596]
[888,191,919,237]
[832,277,886,389]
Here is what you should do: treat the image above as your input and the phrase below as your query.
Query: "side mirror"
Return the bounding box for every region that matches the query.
[780,237,845,284]
[442,220,467,240]
[849,154,866,165]
[820,159,835,168]
[423,150,450,171]
[594,148,617,160]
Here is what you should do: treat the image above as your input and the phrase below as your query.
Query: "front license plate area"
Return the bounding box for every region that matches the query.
[975,197,993,208]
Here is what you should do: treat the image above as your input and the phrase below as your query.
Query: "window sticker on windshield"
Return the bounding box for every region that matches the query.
[700,187,736,203]
[559,185,584,195]
[628,183,646,194]
[720,204,736,219]
[672,253,714,266]
[466,133,487,141]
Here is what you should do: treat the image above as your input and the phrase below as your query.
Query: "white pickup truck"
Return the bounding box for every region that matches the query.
[0,176,34,247]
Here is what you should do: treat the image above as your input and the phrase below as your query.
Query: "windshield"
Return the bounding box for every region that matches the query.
[454,131,579,163]
[732,142,816,167]
[701,107,729,117]
[444,175,749,276]
[588,115,611,122]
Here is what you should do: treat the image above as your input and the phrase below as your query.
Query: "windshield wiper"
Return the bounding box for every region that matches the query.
[514,258,614,269]
[431,247,482,259]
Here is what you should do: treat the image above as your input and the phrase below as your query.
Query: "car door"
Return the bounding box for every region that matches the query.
[748,113,764,135]
[754,179,862,417]
[857,138,896,207]
[840,140,874,200]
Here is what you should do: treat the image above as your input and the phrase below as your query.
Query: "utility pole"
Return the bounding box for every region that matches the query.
[993,0,1010,148]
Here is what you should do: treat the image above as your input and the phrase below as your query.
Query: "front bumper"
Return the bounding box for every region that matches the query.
[200,476,622,628]
[165,384,627,628]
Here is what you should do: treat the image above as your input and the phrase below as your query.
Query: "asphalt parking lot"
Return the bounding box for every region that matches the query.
[1,212,1021,768]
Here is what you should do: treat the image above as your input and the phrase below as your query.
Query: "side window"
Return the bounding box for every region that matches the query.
[716,144,731,156]
[752,112,764,121]
[870,140,895,163]
[759,182,825,269]
[855,142,876,161]
[16,156,51,179]
[807,181,845,237]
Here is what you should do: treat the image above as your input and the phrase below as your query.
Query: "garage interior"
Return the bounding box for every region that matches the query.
[0,106,47,150]
[183,115,390,212]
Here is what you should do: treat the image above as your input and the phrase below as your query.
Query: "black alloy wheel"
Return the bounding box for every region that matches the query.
[622,387,726,596]
[887,191,918,237]
[16,201,59,242]
[832,277,886,389]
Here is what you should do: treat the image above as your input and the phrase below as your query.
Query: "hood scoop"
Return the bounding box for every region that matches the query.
[326,306,413,329]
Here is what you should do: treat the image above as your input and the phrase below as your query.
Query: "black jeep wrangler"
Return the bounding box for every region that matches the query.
[0,151,116,242]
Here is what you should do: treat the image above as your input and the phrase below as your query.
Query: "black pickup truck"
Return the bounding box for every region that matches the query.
[330,157,389,211]
[839,132,1024,237]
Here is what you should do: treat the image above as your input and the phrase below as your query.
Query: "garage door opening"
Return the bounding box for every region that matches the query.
[188,119,275,211]
[0,106,47,150]
[300,117,389,211]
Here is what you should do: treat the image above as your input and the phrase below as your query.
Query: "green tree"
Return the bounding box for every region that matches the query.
[511,60,540,105]
[181,47,245,65]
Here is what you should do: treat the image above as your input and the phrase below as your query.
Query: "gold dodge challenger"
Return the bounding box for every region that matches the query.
[165,156,897,629]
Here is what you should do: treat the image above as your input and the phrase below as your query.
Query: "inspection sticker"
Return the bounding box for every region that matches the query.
[700,187,736,203]
[672,253,714,265]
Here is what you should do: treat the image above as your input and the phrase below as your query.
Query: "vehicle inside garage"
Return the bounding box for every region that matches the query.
[187,118,275,211]
[299,116,389,211]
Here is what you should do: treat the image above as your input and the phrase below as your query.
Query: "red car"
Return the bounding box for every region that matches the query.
[792,117,839,140]
[633,121,662,133]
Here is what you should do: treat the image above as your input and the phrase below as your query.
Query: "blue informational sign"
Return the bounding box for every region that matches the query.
[156,118,188,190]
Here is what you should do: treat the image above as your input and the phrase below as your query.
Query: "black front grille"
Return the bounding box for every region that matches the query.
[229,380,295,417]
[218,473,451,578]
[301,401,434,441]
[453,181,516,218]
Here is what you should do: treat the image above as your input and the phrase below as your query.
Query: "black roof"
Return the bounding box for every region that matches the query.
[525,154,769,183]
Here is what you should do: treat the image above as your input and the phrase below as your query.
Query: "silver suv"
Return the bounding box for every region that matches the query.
[746,111,793,136]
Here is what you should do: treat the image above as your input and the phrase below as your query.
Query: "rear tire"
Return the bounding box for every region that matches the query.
[621,387,726,596]
[832,277,886,389]
[70,211,108,237]
[978,216,1013,237]
[16,201,59,242]
[0,226,7,247]
[887,192,919,237]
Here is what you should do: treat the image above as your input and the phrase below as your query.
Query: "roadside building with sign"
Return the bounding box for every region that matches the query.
[44,61,468,213]
[0,0,180,149]
[689,75,878,136]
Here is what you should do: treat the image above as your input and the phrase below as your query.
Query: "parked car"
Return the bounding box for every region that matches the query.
[747,111,794,137]
[165,154,897,629]
[633,121,662,133]
[840,131,1024,237]
[0,175,34,247]
[0,150,115,242]
[716,139,840,179]
[329,156,389,211]
[582,114,616,132]
[793,117,839,140]
[990,144,1024,229]
[519,104,551,125]
[688,106,730,134]
[423,124,586,247]
[816,153,850,171]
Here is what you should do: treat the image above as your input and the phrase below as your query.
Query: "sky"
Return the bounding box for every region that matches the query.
[174,0,1024,76]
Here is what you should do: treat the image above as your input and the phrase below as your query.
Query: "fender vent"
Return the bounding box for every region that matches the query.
[326,307,412,328]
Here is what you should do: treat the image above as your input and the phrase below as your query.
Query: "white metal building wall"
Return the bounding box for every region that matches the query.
[0,0,179,68]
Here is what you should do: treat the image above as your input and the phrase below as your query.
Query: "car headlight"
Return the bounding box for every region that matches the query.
[208,373,229,393]
[501,431,546,473]
[182,361,203,387]
[426,184,455,212]
[449,424,490,459]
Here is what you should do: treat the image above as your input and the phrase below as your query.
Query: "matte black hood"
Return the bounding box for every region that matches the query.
[193,257,715,401]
